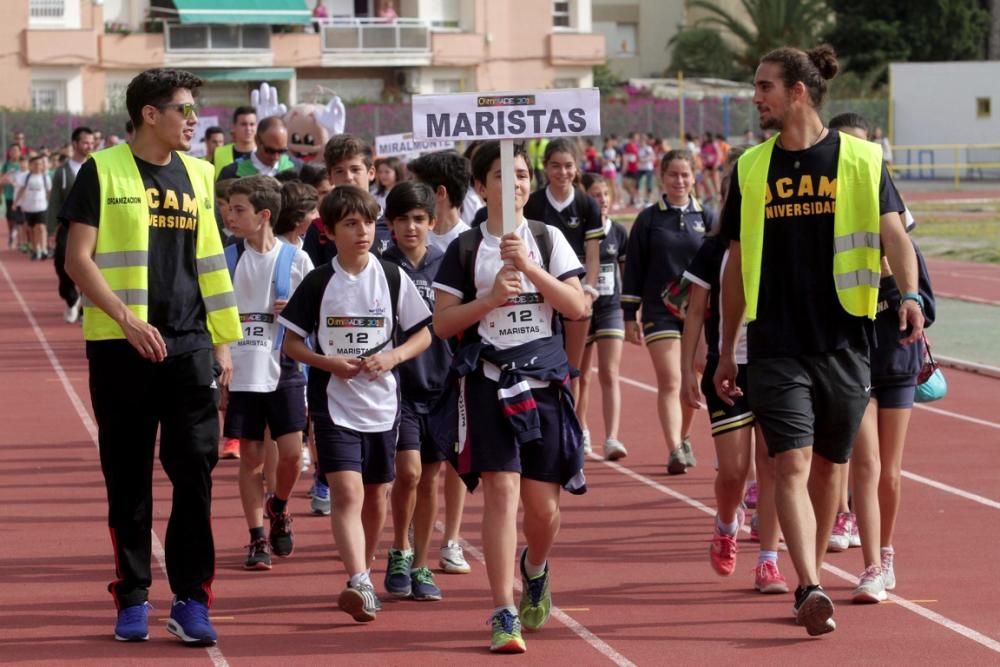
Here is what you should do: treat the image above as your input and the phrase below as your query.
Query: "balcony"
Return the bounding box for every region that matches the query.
[319,17,432,68]
[163,22,274,68]
[547,31,605,67]
[25,28,98,65]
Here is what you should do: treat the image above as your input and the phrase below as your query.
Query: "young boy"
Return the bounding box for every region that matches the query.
[223,175,313,570]
[432,141,588,653]
[380,181,451,601]
[280,185,432,622]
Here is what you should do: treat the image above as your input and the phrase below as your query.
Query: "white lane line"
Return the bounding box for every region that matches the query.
[592,455,1000,655]
[619,375,1000,511]
[934,291,1000,307]
[0,260,229,667]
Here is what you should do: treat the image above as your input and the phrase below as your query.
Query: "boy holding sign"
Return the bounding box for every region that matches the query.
[432,142,588,653]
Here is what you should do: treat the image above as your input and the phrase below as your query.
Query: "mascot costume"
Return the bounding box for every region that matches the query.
[250,82,346,163]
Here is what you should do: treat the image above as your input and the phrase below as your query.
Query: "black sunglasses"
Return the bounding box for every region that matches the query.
[260,145,289,155]
[157,103,198,119]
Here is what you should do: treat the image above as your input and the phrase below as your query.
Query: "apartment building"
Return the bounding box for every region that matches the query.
[1,0,605,113]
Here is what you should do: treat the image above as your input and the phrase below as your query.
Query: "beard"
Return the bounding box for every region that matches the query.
[760,115,783,131]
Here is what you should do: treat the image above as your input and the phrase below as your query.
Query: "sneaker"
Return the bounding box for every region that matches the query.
[518,549,552,630]
[268,502,294,557]
[582,429,592,455]
[848,511,861,548]
[166,598,217,646]
[749,512,760,543]
[220,438,239,459]
[667,447,687,475]
[263,491,275,520]
[852,565,888,603]
[440,540,471,574]
[709,510,743,576]
[385,549,414,598]
[64,296,81,324]
[300,445,312,472]
[681,437,697,468]
[792,586,836,636]
[244,537,272,570]
[753,560,789,594]
[410,566,442,601]
[490,608,526,653]
[338,582,380,622]
[310,479,331,516]
[603,438,628,461]
[114,602,151,641]
[881,548,896,591]
[743,482,759,509]
[828,512,851,552]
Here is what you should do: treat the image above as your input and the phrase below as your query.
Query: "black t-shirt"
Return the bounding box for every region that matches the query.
[59,153,212,356]
[720,131,905,358]
[522,187,604,258]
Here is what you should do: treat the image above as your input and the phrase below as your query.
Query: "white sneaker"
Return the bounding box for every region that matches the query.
[603,438,628,461]
[300,444,312,472]
[64,296,81,324]
[439,540,471,574]
[881,549,896,590]
[852,565,888,603]
[582,429,592,455]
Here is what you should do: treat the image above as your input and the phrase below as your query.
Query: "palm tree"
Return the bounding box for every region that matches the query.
[688,0,832,69]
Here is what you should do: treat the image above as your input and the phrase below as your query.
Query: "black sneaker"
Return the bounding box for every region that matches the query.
[793,585,836,636]
[268,505,294,557]
[244,537,272,570]
[667,447,687,475]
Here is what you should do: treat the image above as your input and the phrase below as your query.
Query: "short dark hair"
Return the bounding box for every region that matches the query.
[233,106,256,124]
[228,175,282,226]
[385,181,436,223]
[125,119,135,135]
[257,115,286,137]
[319,185,380,232]
[204,125,224,141]
[761,44,839,109]
[125,68,203,130]
[274,169,301,183]
[828,112,869,134]
[323,134,373,170]
[298,163,328,188]
[580,173,606,191]
[71,126,93,142]
[471,141,528,185]
[215,177,236,201]
[407,150,470,209]
[275,181,319,236]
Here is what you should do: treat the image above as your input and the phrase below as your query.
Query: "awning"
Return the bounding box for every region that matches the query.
[172,0,311,25]
[193,68,295,82]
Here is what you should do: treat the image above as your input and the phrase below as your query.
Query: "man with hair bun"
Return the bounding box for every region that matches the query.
[713,45,924,636]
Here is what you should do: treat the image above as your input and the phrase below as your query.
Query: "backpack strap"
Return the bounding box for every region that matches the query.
[457,225,485,303]
[223,240,245,281]
[359,258,403,358]
[526,219,552,271]
[272,241,298,350]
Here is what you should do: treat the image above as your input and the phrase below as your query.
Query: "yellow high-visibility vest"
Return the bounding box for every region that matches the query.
[213,143,235,179]
[83,143,241,345]
[737,132,882,322]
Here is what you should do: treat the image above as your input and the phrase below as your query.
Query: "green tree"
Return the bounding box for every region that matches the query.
[688,0,831,69]
[667,28,738,79]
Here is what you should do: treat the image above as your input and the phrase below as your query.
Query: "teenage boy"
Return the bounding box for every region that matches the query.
[223,175,313,570]
[214,105,257,178]
[280,185,432,622]
[432,141,588,653]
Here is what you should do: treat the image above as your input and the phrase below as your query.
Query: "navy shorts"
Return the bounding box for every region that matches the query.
[223,384,307,441]
[641,302,682,344]
[872,382,916,409]
[5,199,22,224]
[311,412,397,484]
[460,369,567,484]
[701,356,755,437]
[397,400,447,464]
[587,300,625,344]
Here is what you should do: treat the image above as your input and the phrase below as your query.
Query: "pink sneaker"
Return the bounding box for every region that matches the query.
[753,560,789,594]
[743,482,759,509]
[828,512,851,552]
[749,512,760,543]
[848,512,861,548]
[710,533,738,576]
[221,438,240,459]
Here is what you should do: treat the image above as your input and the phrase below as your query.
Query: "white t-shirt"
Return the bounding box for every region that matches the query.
[16,172,50,213]
[229,241,314,392]
[428,219,470,254]
[460,188,484,226]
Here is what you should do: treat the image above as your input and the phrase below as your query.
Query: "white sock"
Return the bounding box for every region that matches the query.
[758,550,778,565]
[494,605,518,617]
[524,557,547,579]
[349,570,372,588]
[716,515,739,536]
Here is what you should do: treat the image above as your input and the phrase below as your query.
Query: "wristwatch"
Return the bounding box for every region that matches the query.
[900,292,924,309]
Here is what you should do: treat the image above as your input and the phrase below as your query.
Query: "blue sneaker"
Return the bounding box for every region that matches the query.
[310,479,331,516]
[166,598,217,646]
[410,566,442,601]
[384,549,414,597]
[114,602,151,642]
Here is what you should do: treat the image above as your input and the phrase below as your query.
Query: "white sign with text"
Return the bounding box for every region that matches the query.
[374,132,455,158]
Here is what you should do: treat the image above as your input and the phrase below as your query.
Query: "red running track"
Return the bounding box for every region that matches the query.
[2,250,1000,666]
[924,258,1000,306]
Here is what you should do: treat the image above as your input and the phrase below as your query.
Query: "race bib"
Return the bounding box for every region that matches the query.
[597,263,616,296]
[239,313,275,351]
[325,316,386,357]
[483,293,549,347]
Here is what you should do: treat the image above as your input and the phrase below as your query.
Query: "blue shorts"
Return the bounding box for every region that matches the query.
[311,412,397,484]
[397,399,447,464]
[701,357,755,437]
[641,302,682,344]
[460,369,567,484]
[587,300,625,344]
[223,385,307,441]
[872,382,916,409]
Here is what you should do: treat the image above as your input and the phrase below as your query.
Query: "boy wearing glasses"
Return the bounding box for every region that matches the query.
[217,116,297,181]
[62,69,241,647]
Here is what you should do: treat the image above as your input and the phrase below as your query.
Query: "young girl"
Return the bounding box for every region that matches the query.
[622,150,712,474]
[432,141,587,653]
[372,156,403,210]
[576,174,628,460]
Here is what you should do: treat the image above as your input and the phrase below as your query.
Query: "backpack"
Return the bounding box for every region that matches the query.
[224,239,299,348]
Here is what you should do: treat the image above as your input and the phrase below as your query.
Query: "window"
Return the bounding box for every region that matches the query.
[433,78,462,93]
[553,1,571,29]
[594,21,637,58]
[553,78,578,89]
[977,97,992,119]
[165,24,271,51]
[30,0,64,19]
[32,81,66,111]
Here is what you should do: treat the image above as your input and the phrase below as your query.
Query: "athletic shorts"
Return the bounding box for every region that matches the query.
[5,199,22,224]
[397,400,447,464]
[223,385,307,441]
[587,301,625,344]
[311,412,397,484]
[24,210,45,227]
[701,356,755,437]
[747,347,870,464]
[872,382,916,409]
[641,302,682,344]
[461,369,567,484]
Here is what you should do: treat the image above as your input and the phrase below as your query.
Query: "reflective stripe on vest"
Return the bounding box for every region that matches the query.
[83,143,242,345]
[737,132,883,322]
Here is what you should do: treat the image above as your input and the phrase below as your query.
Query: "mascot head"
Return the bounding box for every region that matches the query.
[251,83,346,164]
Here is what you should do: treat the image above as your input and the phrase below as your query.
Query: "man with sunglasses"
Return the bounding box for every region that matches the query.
[217,115,297,181]
[61,69,241,647]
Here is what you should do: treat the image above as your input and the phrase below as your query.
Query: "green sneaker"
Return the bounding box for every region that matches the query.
[489,608,526,653]
[518,549,551,630]
[410,566,442,601]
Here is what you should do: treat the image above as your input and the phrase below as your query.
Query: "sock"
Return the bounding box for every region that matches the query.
[391,547,414,557]
[881,546,894,554]
[758,550,778,565]
[349,570,372,588]
[716,515,739,536]
[249,526,266,542]
[494,605,518,617]
[269,495,288,515]
[524,557,547,579]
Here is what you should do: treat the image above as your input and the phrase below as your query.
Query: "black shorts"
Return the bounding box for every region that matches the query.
[872,382,916,409]
[311,412,397,484]
[587,300,625,344]
[701,356,755,437]
[5,199,23,224]
[397,400,447,464]
[223,385,307,441]
[747,347,870,464]
[24,210,46,227]
[641,303,682,344]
